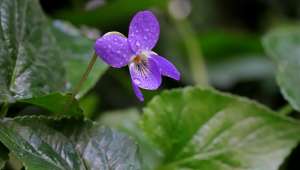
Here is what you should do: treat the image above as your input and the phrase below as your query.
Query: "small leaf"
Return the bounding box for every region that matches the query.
[0,0,66,103]
[19,93,83,118]
[141,87,300,170]
[262,27,300,111]
[0,117,85,170]
[52,20,108,98]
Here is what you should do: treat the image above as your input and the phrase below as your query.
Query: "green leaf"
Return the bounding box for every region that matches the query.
[0,117,85,170]
[141,87,300,170]
[0,0,65,103]
[18,93,83,118]
[52,20,108,99]
[262,27,300,111]
[67,122,142,170]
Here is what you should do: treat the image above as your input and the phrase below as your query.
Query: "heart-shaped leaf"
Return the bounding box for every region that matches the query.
[141,87,300,170]
[262,27,300,111]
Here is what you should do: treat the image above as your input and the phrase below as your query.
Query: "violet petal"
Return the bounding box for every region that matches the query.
[128,11,160,53]
[129,57,161,90]
[151,54,180,80]
[131,80,144,101]
[94,32,133,68]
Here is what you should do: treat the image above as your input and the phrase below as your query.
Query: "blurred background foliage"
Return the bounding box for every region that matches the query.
[40,0,300,113]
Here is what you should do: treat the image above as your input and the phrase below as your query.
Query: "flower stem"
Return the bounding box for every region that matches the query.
[278,104,293,115]
[72,52,98,99]
[63,52,98,114]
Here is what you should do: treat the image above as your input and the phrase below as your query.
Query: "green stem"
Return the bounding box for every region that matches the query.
[72,52,98,99]
[63,52,98,114]
[278,104,293,115]
[173,19,208,86]
[0,102,9,117]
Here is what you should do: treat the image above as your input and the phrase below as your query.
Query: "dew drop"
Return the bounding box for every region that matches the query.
[134,79,141,85]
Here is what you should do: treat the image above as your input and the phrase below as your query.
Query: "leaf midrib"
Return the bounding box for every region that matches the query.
[162,123,300,169]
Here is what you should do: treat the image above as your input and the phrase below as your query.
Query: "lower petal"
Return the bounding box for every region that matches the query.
[131,80,144,101]
[151,54,180,80]
[129,57,161,90]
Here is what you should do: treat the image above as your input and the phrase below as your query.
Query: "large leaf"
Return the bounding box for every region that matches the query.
[0,0,65,103]
[52,20,108,99]
[262,27,300,111]
[0,117,85,170]
[141,87,300,170]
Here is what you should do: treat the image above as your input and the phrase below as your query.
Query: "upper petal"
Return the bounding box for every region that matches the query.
[129,57,161,90]
[94,32,133,68]
[151,54,180,80]
[128,11,160,53]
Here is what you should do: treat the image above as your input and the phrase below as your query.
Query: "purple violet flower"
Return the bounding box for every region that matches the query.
[94,10,180,101]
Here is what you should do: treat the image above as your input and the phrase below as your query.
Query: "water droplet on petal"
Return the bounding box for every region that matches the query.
[134,79,141,85]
